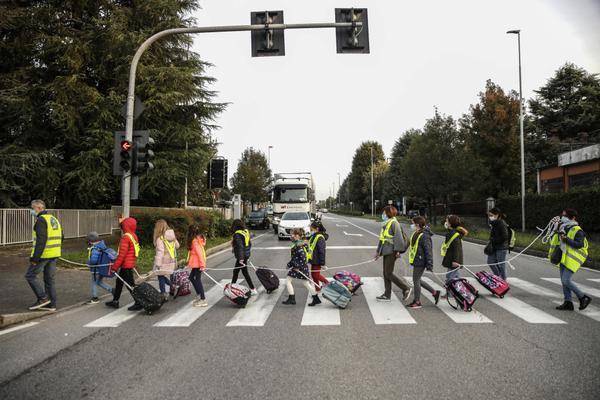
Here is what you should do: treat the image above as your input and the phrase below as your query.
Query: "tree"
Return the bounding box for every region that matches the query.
[0,0,225,208]
[384,129,420,203]
[347,141,386,212]
[230,148,271,206]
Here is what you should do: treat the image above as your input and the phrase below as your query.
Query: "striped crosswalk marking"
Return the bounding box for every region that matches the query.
[509,278,600,322]
[541,278,600,298]
[361,277,416,324]
[154,280,229,327]
[416,277,492,323]
[466,278,566,324]
[227,281,285,327]
[84,302,141,328]
[301,291,341,326]
[587,278,600,283]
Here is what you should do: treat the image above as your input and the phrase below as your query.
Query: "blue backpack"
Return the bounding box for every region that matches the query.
[95,247,117,278]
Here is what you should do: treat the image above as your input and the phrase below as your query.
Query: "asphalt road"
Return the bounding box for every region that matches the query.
[1,214,599,399]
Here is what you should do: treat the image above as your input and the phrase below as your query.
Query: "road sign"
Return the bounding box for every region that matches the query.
[120,96,145,120]
[251,11,285,57]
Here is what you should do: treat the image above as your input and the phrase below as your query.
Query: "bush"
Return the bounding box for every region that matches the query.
[130,208,232,247]
[334,208,365,217]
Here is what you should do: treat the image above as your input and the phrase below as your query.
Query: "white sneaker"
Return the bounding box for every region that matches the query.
[193,299,208,307]
[251,288,259,296]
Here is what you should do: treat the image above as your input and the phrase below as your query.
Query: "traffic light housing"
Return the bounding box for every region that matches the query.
[132,131,155,175]
[335,8,370,54]
[207,158,228,189]
[119,140,133,172]
[251,11,285,57]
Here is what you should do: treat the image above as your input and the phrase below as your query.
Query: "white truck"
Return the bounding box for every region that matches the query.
[270,172,316,233]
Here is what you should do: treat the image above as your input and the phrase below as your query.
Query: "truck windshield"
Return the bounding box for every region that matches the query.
[273,187,308,203]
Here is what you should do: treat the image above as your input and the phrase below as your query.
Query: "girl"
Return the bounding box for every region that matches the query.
[441,215,469,285]
[106,217,140,310]
[486,207,509,280]
[374,205,411,302]
[308,220,329,292]
[282,228,320,306]
[406,217,440,309]
[153,219,180,302]
[231,219,258,296]
[187,225,208,307]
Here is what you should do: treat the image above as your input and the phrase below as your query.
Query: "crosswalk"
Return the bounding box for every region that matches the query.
[81,276,600,329]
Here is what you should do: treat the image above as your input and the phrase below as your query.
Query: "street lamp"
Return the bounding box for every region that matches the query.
[267,145,273,169]
[370,146,374,216]
[507,29,526,232]
[337,172,341,206]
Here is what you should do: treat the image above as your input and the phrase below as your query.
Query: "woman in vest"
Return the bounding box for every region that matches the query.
[374,205,411,302]
[308,220,329,292]
[551,209,591,311]
[406,216,441,309]
[153,219,180,302]
[486,207,509,280]
[231,219,258,296]
[441,215,468,284]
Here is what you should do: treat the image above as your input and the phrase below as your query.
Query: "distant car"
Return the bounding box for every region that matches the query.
[246,210,270,230]
[277,211,311,240]
[321,208,328,213]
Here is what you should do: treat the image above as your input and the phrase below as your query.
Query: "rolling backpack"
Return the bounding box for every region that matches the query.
[446,278,478,312]
[333,271,363,294]
[224,283,251,308]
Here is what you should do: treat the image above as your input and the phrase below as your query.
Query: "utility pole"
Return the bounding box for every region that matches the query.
[183,141,188,208]
[268,145,273,169]
[337,172,341,206]
[370,146,374,216]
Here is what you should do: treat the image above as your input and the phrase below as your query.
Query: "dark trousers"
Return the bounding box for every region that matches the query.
[189,269,206,299]
[412,266,436,302]
[232,258,255,289]
[25,259,57,306]
[382,254,410,297]
[113,268,135,302]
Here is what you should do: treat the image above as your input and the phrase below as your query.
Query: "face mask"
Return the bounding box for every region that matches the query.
[444,221,450,230]
[381,213,388,222]
[560,216,571,224]
[30,209,37,217]
[489,216,497,222]
[410,224,416,230]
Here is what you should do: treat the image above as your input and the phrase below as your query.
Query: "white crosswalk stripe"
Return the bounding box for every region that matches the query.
[301,291,341,326]
[587,278,600,284]
[541,278,600,298]
[227,281,285,327]
[361,277,416,324]
[466,278,566,324]
[85,302,141,328]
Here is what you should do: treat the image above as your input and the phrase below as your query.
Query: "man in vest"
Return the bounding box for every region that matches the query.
[552,208,591,311]
[25,199,62,311]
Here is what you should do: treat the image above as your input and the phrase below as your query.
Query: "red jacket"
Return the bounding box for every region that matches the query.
[112,217,139,271]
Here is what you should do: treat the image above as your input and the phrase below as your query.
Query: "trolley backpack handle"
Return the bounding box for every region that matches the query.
[113,268,153,291]
[113,271,134,292]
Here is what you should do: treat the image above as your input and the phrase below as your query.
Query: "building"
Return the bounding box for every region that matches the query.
[537,144,600,193]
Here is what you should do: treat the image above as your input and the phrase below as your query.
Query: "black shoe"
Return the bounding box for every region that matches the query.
[308,295,321,307]
[105,300,119,309]
[579,296,592,311]
[376,294,391,302]
[128,304,143,311]
[28,298,51,311]
[433,290,441,305]
[39,304,57,312]
[85,297,100,305]
[555,301,574,311]
[282,295,296,305]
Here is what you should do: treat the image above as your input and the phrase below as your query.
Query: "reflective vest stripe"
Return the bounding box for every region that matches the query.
[379,219,395,244]
[235,229,250,246]
[307,234,324,262]
[561,226,588,273]
[124,233,140,257]
[440,232,460,257]
[31,214,62,259]
[408,232,423,265]
[161,237,176,260]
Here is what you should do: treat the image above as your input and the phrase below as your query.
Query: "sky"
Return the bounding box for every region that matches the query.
[191,0,600,200]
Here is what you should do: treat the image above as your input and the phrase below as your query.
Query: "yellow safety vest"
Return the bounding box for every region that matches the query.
[123,233,140,257]
[408,232,423,265]
[161,236,176,260]
[547,233,561,264]
[440,232,460,257]
[307,233,324,262]
[235,229,250,247]
[31,214,62,259]
[379,219,395,245]
[561,226,588,273]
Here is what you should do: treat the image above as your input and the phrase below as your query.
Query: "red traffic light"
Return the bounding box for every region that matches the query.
[120,140,133,152]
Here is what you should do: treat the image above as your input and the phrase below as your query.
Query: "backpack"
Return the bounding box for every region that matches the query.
[398,226,409,254]
[96,247,117,278]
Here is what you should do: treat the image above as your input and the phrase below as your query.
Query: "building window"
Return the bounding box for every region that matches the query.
[569,172,599,189]
[542,177,564,193]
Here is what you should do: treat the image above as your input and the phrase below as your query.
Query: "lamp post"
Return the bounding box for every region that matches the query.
[507,29,526,232]
[370,147,374,216]
[337,172,341,206]
[267,145,273,169]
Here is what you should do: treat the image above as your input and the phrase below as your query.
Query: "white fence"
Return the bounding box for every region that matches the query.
[0,209,114,246]
[110,205,232,230]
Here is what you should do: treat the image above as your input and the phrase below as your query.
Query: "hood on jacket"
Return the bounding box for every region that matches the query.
[120,217,137,235]
[422,226,433,238]
[163,229,176,242]
[91,240,107,250]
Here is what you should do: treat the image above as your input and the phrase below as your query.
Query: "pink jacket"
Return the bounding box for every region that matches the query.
[187,236,206,270]
[153,229,180,276]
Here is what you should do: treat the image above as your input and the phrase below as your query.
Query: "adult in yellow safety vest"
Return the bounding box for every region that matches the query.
[406,216,441,309]
[231,219,257,295]
[374,206,411,302]
[552,208,591,311]
[25,199,62,311]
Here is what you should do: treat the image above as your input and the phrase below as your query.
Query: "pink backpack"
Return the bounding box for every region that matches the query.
[333,271,362,294]
[446,278,478,311]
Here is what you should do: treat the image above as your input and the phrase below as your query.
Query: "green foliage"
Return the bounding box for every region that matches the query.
[0,0,225,208]
[230,148,271,205]
[384,129,419,202]
[347,141,386,212]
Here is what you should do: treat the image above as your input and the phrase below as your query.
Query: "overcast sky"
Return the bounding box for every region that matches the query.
[192,0,600,200]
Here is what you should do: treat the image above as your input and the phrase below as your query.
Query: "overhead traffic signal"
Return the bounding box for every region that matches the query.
[251,11,285,57]
[335,8,370,54]
[119,139,133,173]
[132,131,155,175]
[207,158,228,189]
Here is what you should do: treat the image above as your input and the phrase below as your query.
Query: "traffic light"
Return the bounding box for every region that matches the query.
[251,11,285,57]
[132,131,155,175]
[335,8,370,54]
[207,158,228,189]
[119,140,133,172]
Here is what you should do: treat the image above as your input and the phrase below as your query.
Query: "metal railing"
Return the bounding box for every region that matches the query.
[0,209,114,246]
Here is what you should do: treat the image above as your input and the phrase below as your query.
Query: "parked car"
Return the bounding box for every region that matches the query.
[277,211,312,240]
[246,210,270,230]
[321,208,328,213]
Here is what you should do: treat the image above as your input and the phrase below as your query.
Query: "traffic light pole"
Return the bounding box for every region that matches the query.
[123,21,362,218]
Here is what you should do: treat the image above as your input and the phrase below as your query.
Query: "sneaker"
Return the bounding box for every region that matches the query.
[555,301,574,311]
[402,288,413,301]
[579,296,592,311]
[433,290,441,305]
[407,301,422,309]
[376,294,391,302]
[193,299,208,308]
[172,285,180,299]
[162,293,169,303]
[28,298,51,311]
[128,303,143,311]
[105,300,119,309]
[250,288,259,296]
[39,304,57,312]
[85,297,100,305]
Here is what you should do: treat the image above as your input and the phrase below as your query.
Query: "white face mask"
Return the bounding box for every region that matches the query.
[30,209,37,217]
[444,221,450,230]
[381,213,388,222]
[489,215,497,222]
[560,216,571,224]
[410,224,416,230]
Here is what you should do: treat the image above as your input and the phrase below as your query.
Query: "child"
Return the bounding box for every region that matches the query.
[85,231,114,304]
[406,217,440,309]
[282,228,320,306]
[231,219,257,296]
[308,221,329,292]
[441,215,468,287]
[153,219,180,303]
[106,217,141,311]
[187,224,208,307]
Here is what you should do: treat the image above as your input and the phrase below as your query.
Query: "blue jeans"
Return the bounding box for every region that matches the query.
[90,272,113,298]
[488,249,508,280]
[158,275,172,294]
[445,268,460,283]
[559,265,585,301]
[25,259,57,306]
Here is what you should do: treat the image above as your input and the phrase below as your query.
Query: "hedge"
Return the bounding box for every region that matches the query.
[129,208,232,246]
[334,209,365,217]
[497,187,600,234]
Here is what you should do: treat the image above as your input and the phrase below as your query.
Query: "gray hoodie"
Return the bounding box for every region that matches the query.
[376,219,407,256]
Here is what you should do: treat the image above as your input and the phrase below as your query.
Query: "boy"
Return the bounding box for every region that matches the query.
[86,231,114,304]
